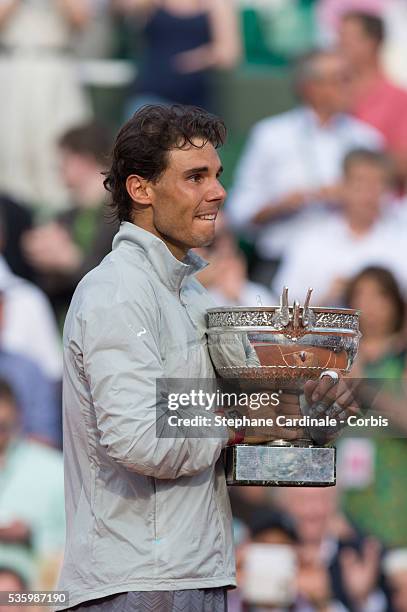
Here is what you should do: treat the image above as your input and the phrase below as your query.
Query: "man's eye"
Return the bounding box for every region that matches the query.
[189,174,203,183]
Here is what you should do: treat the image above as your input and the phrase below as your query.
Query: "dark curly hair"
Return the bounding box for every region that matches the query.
[103,105,227,223]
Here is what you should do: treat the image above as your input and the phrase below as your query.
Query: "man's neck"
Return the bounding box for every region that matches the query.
[161,238,188,262]
[130,217,189,262]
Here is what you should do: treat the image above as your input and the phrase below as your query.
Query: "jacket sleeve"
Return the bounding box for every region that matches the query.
[81,289,228,479]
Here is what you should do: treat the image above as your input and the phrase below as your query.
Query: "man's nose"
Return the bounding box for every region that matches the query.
[207,179,227,202]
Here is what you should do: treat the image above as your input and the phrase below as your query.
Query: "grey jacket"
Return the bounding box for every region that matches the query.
[57,222,235,609]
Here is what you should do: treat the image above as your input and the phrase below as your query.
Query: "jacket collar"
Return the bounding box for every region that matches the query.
[112,222,208,292]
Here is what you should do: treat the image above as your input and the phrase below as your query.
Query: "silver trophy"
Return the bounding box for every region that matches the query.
[206,288,360,487]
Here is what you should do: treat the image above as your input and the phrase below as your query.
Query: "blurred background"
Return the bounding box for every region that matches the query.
[0,1,407,610]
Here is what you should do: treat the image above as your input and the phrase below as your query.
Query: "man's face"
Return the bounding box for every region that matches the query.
[302,54,352,115]
[339,18,379,67]
[342,161,387,221]
[279,488,337,544]
[350,276,398,337]
[59,148,98,192]
[146,140,226,259]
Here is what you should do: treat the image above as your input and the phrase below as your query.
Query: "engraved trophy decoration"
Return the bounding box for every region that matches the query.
[206,288,360,486]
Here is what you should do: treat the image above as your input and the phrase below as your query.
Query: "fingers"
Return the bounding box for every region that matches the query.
[304,380,318,406]
[305,376,359,417]
[276,392,302,417]
[324,387,359,421]
[305,373,341,405]
[339,538,381,570]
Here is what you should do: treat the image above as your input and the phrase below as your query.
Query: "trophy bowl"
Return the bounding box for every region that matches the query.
[207,288,360,387]
[206,288,361,487]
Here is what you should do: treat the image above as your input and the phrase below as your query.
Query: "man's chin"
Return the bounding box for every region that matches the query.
[195,234,215,249]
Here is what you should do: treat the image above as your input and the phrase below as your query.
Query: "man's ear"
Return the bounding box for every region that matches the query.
[126,174,153,206]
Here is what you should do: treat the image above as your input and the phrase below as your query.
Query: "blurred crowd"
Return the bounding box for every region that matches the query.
[0,1,407,611]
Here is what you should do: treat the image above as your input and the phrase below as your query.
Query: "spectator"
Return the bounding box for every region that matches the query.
[198,248,275,307]
[195,216,276,307]
[383,549,407,612]
[0,381,65,588]
[0,229,62,381]
[233,511,300,611]
[226,49,383,283]
[0,567,28,612]
[0,258,62,383]
[114,0,241,112]
[250,510,299,547]
[0,290,60,446]
[316,0,386,45]
[22,122,118,324]
[317,0,407,89]
[339,267,407,547]
[228,486,272,529]
[346,266,406,378]
[382,0,407,89]
[272,149,407,303]
[0,0,92,212]
[276,487,387,611]
[0,196,34,281]
[339,11,407,186]
[73,0,115,60]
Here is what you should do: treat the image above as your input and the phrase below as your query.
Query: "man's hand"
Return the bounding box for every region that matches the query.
[339,539,382,608]
[226,373,359,446]
[22,222,82,274]
[303,372,360,444]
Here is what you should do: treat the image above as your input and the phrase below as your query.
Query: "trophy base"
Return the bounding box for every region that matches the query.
[224,442,336,486]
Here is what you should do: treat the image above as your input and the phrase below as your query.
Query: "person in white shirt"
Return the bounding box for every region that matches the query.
[194,212,277,307]
[226,49,383,276]
[0,255,62,381]
[0,0,92,211]
[272,148,407,305]
[198,248,276,308]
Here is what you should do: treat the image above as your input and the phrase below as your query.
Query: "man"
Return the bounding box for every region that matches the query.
[383,550,407,612]
[0,226,62,382]
[226,49,382,280]
[22,122,119,325]
[0,289,59,446]
[339,11,407,184]
[0,567,28,612]
[272,148,407,303]
[0,380,65,588]
[276,487,386,612]
[57,105,357,612]
[0,0,91,212]
[0,193,33,280]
